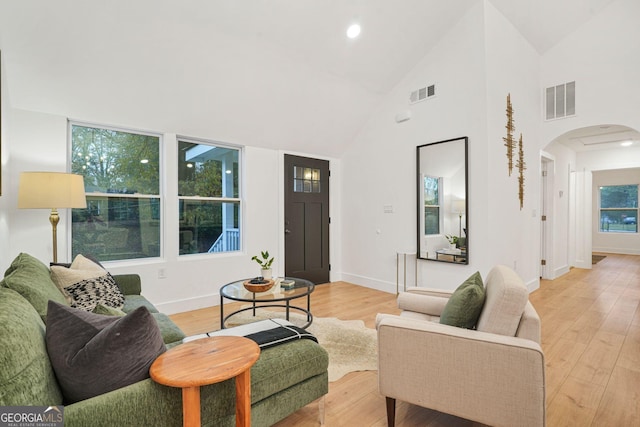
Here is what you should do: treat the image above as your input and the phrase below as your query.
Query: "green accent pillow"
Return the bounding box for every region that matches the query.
[92,304,126,316]
[1,253,68,322]
[0,287,63,406]
[439,271,485,329]
[46,301,166,403]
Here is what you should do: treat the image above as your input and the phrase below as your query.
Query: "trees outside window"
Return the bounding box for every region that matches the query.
[178,140,240,255]
[70,123,161,261]
[70,124,243,261]
[599,185,638,233]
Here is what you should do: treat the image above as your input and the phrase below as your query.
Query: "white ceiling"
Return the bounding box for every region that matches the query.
[555,124,640,152]
[0,0,625,155]
[489,0,617,53]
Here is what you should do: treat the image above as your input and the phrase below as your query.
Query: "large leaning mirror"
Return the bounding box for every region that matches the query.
[417,136,468,264]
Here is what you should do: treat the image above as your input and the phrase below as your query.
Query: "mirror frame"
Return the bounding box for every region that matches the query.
[416,136,469,264]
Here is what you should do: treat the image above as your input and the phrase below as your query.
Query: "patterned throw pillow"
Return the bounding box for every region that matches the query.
[50,254,125,311]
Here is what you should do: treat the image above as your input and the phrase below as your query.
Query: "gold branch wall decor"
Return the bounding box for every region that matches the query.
[516,133,527,210]
[503,93,516,176]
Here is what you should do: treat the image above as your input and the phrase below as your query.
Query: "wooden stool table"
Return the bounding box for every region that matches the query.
[150,336,260,427]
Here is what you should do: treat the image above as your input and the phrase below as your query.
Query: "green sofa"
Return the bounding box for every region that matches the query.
[0,253,329,426]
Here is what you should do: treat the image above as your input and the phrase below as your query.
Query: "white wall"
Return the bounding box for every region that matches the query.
[341,2,544,293]
[483,1,542,289]
[0,49,9,266]
[2,107,342,314]
[539,0,640,271]
[578,146,640,172]
[541,0,640,145]
[340,1,547,294]
[591,168,640,254]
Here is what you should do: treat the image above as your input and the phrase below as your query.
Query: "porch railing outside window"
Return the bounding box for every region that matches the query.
[178,139,241,255]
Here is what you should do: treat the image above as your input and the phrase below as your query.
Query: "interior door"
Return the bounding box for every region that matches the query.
[284,155,330,284]
[571,170,593,269]
[540,160,548,278]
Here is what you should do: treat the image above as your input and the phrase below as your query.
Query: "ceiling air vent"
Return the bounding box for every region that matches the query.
[409,84,436,104]
[545,81,575,120]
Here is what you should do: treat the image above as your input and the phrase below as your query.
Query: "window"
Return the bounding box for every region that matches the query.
[423,176,441,235]
[599,185,638,233]
[178,139,241,255]
[70,123,161,261]
[293,166,321,193]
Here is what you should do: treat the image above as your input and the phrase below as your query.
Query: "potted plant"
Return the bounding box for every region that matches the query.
[445,235,458,249]
[251,250,274,279]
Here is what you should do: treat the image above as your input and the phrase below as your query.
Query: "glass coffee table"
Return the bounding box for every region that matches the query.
[219,277,315,329]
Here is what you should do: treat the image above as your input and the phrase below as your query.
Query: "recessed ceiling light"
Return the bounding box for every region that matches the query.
[346,24,361,39]
[621,141,633,147]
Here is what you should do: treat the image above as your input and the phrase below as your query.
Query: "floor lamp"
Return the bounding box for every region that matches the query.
[452,199,465,238]
[18,172,87,263]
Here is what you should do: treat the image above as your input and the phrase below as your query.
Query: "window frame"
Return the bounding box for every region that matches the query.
[177,136,243,256]
[598,184,638,234]
[68,120,164,262]
[421,174,443,235]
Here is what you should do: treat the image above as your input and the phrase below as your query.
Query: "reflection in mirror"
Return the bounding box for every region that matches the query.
[417,137,468,264]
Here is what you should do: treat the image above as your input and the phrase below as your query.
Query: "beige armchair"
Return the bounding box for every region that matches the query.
[376,265,545,427]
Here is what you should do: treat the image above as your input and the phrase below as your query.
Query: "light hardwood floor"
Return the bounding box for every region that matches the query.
[170,253,640,426]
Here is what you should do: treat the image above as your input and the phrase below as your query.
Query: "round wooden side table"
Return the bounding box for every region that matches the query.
[150,336,261,427]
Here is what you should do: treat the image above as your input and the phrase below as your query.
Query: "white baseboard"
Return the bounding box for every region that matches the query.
[592,247,640,255]
[155,293,220,315]
[526,277,540,293]
[340,272,397,294]
[554,265,571,278]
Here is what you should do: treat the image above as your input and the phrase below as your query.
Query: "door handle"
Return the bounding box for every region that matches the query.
[285,229,291,234]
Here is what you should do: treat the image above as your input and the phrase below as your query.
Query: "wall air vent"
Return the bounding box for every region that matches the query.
[545,81,575,120]
[409,84,436,104]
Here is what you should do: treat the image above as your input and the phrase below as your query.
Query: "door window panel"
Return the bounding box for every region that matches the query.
[293,166,321,193]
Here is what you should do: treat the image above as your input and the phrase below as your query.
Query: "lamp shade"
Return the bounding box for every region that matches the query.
[452,199,465,214]
[18,172,87,209]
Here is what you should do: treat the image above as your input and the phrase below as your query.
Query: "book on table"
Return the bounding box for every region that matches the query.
[280,279,295,290]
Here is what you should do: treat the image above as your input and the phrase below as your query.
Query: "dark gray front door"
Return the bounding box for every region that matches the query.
[284,154,330,284]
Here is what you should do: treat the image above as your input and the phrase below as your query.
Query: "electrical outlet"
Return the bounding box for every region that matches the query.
[158,268,166,279]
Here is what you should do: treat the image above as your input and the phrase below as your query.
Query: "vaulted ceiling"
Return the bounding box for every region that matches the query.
[0,0,620,155]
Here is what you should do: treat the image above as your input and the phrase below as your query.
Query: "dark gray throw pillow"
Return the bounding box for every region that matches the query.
[45,301,166,403]
[439,271,485,329]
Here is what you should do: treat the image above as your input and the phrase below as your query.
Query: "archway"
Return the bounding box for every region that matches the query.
[541,124,640,276]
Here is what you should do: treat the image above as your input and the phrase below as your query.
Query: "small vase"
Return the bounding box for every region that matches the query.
[449,243,457,250]
[261,268,272,279]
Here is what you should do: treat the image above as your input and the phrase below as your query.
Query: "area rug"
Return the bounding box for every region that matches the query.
[226,310,378,382]
[592,254,607,264]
